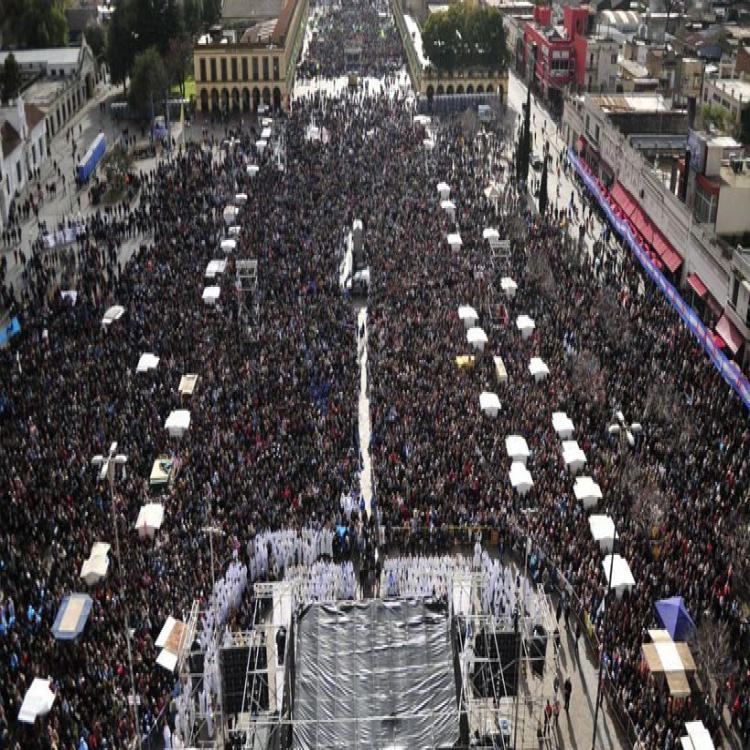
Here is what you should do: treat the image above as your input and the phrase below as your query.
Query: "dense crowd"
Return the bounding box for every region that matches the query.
[299,0,405,79]
[0,8,749,750]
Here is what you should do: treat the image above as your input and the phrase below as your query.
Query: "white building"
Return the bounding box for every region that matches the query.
[0,96,47,229]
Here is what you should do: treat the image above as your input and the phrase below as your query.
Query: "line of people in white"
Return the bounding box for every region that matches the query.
[381,555,472,600]
[290,560,357,608]
[248,527,336,581]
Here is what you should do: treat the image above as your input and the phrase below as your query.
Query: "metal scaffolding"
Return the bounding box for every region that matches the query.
[236,259,259,339]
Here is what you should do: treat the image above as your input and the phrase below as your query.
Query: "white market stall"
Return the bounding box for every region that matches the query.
[205,259,227,278]
[479,392,501,418]
[227,225,241,237]
[482,227,499,248]
[223,205,239,225]
[516,315,535,340]
[101,304,125,327]
[80,542,111,586]
[165,409,191,438]
[256,139,268,154]
[552,412,575,439]
[136,353,159,373]
[562,439,587,475]
[509,462,534,496]
[247,164,260,177]
[493,356,508,385]
[505,435,530,465]
[18,679,56,724]
[589,514,618,553]
[178,374,199,398]
[437,181,450,200]
[573,476,602,510]
[441,200,456,220]
[602,554,636,598]
[220,239,236,252]
[681,722,715,750]
[135,502,165,539]
[528,357,549,382]
[466,326,488,352]
[423,138,435,151]
[447,233,462,250]
[234,192,248,205]
[203,286,221,306]
[155,615,187,672]
[500,277,517,299]
[458,305,479,329]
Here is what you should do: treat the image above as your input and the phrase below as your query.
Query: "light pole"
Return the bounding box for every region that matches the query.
[590,411,642,750]
[91,442,143,750]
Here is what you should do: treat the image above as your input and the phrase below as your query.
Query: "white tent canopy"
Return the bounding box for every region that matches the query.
[102,305,125,327]
[562,439,587,474]
[441,200,456,220]
[423,138,435,151]
[261,127,272,140]
[227,225,241,237]
[220,238,236,252]
[18,678,56,724]
[529,357,549,382]
[234,192,248,205]
[179,374,199,397]
[602,554,636,598]
[223,205,239,224]
[205,259,228,278]
[247,164,260,177]
[136,353,159,373]
[500,277,517,298]
[505,435,530,464]
[516,315,535,339]
[509,462,533,495]
[256,139,268,154]
[165,409,191,438]
[479,392,501,418]
[80,554,109,586]
[203,286,221,305]
[447,232,462,249]
[135,502,164,539]
[458,305,479,329]
[552,412,575,439]
[483,227,499,241]
[413,114,431,126]
[466,326,488,352]
[574,476,602,510]
[681,721,715,750]
[155,615,187,673]
[589,514,618,553]
[437,181,450,199]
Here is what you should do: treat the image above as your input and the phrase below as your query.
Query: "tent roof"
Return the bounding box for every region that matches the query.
[52,593,93,640]
[655,596,696,642]
[18,678,56,723]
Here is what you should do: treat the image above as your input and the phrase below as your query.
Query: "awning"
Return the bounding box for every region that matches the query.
[715,314,744,355]
[630,208,654,244]
[661,247,683,274]
[576,136,585,153]
[651,231,670,258]
[706,294,723,320]
[611,182,636,217]
[687,273,707,299]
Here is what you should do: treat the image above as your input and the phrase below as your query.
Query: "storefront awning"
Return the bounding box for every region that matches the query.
[576,136,585,153]
[715,314,744,355]
[662,247,683,275]
[611,183,637,218]
[630,207,654,244]
[687,273,707,299]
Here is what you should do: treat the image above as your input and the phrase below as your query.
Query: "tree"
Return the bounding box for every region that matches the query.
[128,46,168,119]
[165,33,193,98]
[538,153,548,216]
[1,54,22,102]
[202,0,221,27]
[516,83,531,184]
[19,0,68,47]
[107,1,137,95]
[183,0,203,36]
[692,619,736,698]
[84,24,107,62]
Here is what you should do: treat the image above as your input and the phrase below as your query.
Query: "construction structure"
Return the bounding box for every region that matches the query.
[236,259,260,339]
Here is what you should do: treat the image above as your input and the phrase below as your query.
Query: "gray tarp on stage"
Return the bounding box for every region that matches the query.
[294,599,459,749]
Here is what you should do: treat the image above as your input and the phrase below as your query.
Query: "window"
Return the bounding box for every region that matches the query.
[611,53,617,64]
[585,114,591,134]
[242,57,248,80]
[273,57,280,81]
[32,142,36,165]
[262,56,269,80]
[731,272,740,309]
[16,162,22,184]
[210,58,217,81]
[253,57,259,80]
[231,57,238,81]
[745,298,750,328]
[594,124,600,143]
[200,58,207,82]
[220,58,227,81]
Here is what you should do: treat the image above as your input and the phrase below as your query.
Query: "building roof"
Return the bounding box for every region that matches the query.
[719,163,750,189]
[222,0,283,21]
[629,133,687,150]
[241,19,278,43]
[590,92,672,114]
[619,58,649,78]
[708,78,750,104]
[0,48,81,67]
[24,103,45,130]
[272,0,298,45]
[1,121,21,159]
[599,9,641,29]
[23,78,69,109]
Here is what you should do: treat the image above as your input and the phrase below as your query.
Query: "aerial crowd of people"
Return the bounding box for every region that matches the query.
[0,0,749,748]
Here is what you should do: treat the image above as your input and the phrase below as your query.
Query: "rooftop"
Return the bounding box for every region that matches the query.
[0,48,81,67]
[719,163,750,189]
[1,121,21,159]
[24,103,45,130]
[591,93,673,114]
[23,78,70,109]
[404,14,429,68]
[619,58,649,79]
[241,18,278,43]
[222,0,282,19]
[707,78,750,104]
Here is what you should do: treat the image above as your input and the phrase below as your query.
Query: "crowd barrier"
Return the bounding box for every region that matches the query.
[567,147,750,410]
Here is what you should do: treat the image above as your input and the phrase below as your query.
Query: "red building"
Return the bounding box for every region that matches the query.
[523,6,589,110]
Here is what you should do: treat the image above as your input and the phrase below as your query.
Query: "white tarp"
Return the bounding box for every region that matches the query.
[136,353,159,373]
[505,435,530,464]
[479,392,501,418]
[18,678,56,724]
[165,409,191,437]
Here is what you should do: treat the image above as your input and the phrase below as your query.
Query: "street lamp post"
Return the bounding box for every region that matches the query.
[91,442,143,750]
[590,411,642,750]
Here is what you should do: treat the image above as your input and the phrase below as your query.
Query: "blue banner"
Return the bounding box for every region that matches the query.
[567,148,750,409]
